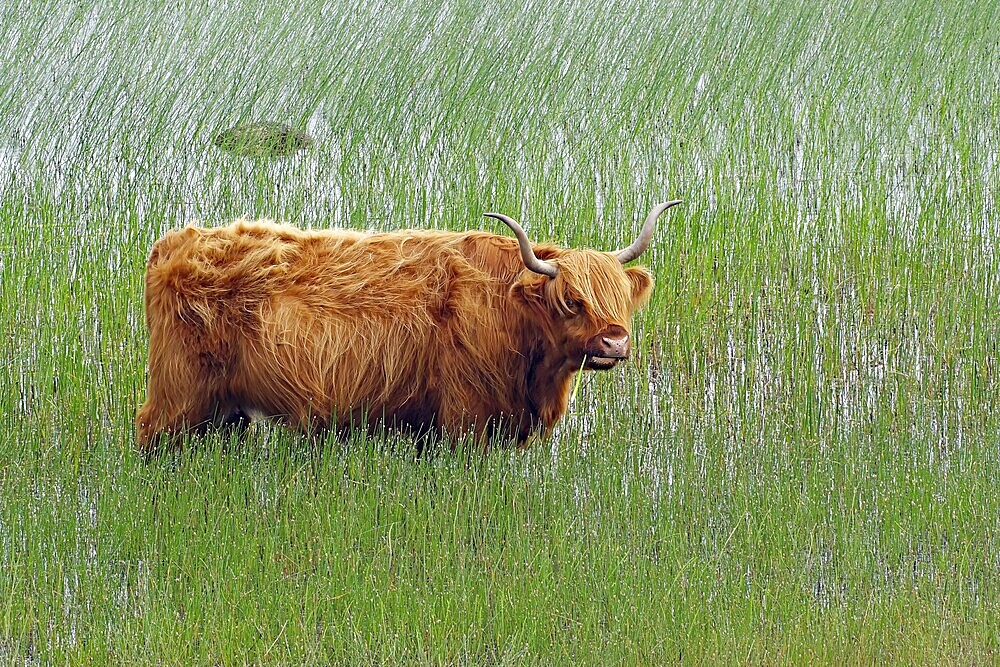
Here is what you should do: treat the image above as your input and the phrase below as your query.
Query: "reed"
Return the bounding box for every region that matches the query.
[1,0,997,662]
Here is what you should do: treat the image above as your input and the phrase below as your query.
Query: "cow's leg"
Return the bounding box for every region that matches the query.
[275,402,334,451]
[135,390,216,454]
[437,397,505,452]
[135,335,217,454]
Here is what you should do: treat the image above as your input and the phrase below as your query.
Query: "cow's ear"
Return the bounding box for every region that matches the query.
[511,274,548,310]
[625,267,653,307]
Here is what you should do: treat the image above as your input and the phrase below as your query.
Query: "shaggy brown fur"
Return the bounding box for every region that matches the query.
[135,219,653,451]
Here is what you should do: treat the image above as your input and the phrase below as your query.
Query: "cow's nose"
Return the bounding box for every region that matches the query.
[597,333,630,358]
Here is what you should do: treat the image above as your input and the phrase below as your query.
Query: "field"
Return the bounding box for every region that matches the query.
[2,0,999,663]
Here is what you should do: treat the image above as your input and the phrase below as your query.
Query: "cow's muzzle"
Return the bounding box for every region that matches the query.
[583,326,630,370]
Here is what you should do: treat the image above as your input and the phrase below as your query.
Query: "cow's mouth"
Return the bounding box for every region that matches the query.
[584,355,624,370]
[582,327,631,371]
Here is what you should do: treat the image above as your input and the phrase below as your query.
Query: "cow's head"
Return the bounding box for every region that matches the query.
[486,201,681,371]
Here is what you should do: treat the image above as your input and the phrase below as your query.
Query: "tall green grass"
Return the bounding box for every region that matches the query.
[2,0,999,662]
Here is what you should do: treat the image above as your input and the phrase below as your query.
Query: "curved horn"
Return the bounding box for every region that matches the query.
[615,200,683,264]
[485,212,558,277]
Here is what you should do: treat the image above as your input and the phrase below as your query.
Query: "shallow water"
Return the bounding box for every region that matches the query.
[3,0,999,659]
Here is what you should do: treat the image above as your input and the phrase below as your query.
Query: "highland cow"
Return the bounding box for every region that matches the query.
[135,201,681,451]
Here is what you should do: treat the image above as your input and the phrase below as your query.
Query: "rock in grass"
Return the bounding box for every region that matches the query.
[213,122,312,158]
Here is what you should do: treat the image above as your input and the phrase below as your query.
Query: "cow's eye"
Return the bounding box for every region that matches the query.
[564,299,582,313]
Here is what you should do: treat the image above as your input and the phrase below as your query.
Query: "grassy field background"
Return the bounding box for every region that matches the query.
[2,0,999,663]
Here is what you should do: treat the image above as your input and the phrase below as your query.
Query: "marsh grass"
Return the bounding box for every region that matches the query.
[2,0,999,663]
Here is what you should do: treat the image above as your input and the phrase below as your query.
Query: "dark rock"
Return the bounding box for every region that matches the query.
[214,122,312,158]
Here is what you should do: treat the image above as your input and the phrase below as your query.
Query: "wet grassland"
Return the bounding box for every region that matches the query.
[2,0,999,663]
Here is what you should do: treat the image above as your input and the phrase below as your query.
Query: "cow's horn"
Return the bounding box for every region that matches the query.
[615,200,683,264]
[485,212,558,278]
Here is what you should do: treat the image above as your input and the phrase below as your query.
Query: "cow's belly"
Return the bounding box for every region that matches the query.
[226,307,438,431]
